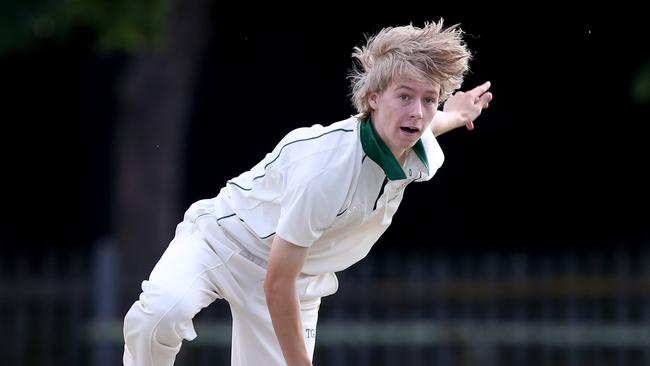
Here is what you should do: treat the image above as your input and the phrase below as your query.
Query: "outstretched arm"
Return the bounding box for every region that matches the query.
[431,81,493,136]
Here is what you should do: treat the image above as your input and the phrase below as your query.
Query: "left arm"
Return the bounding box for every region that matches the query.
[265,236,312,366]
[431,81,493,136]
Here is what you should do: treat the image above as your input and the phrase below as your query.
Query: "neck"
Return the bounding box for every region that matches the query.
[392,148,407,165]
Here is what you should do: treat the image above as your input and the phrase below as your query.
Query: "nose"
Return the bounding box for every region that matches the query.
[409,101,423,119]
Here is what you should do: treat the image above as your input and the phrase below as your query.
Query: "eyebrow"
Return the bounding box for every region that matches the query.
[394,85,439,96]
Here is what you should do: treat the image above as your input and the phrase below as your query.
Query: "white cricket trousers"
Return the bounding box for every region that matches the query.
[122,215,338,366]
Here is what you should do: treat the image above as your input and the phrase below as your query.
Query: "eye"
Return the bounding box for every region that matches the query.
[398,94,410,101]
[424,97,437,105]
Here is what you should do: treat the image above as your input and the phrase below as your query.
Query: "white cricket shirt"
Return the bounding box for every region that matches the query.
[186,116,444,275]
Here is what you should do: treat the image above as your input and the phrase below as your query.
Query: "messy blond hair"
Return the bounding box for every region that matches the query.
[349,20,471,120]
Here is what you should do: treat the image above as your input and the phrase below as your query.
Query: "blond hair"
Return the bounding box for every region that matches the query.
[349,20,471,119]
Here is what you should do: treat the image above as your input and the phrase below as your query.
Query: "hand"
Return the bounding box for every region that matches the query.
[443,81,493,130]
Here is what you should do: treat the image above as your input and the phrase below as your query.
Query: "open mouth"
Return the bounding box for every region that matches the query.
[400,126,419,134]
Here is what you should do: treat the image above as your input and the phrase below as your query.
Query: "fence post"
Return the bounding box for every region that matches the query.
[563,250,581,366]
[359,256,374,366]
[614,248,631,366]
[407,251,424,366]
[538,252,554,365]
[66,251,86,366]
[432,252,451,366]
[512,251,529,366]
[641,246,650,366]
[91,238,120,366]
[39,251,56,366]
[14,255,29,366]
[382,252,400,366]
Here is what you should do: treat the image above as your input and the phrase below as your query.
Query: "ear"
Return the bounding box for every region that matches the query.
[368,92,378,110]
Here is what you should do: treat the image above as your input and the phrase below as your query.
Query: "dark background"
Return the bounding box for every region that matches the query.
[3,9,649,255]
[1,6,649,366]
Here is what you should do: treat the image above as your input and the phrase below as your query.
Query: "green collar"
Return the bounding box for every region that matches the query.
[360,118,429,180]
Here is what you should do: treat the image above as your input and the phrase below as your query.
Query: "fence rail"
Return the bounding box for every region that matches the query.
[87,319,650,348]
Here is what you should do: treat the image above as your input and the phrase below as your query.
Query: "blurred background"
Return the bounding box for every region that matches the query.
[1,2,649,365]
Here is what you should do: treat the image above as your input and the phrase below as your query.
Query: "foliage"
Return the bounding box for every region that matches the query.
[0,0,170,55]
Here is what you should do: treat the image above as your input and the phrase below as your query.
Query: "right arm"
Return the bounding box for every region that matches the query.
[264,235,311,366]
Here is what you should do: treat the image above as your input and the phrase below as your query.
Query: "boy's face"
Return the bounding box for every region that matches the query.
[368,76,440,160]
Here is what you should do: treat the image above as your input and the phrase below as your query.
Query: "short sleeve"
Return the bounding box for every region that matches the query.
[417,127,445,181]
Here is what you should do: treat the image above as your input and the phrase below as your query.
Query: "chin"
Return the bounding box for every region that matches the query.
[398,142,416,151]
[405,136,421,146]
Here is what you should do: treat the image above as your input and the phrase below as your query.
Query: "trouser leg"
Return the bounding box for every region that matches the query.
[225,255,323,366]
[122,214,337,366]
[228,297,321,365]
[123,231,233,366]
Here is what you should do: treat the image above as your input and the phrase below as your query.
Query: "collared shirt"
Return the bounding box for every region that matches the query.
[186,116,444,275]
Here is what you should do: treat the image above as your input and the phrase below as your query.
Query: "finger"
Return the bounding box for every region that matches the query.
[469,81,491,99]
[476,91,493,109]
[465,121,474,130]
